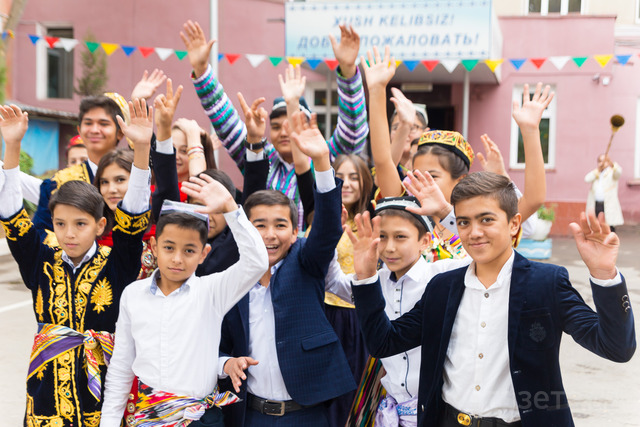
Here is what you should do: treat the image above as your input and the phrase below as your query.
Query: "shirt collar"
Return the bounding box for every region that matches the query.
[388,256,428,284]
[149,268,193,296]
[61,241,97,272]
[466,250,515,291]
[87,159,98,175]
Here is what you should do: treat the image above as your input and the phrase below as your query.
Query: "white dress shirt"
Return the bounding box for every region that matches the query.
[100,207,267,427]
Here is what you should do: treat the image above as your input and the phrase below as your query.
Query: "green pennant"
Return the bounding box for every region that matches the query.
[174,50,188,60]
[572,56,587,68]
[461,59,479,71]
[268,56,283,66]
[85,41,100,53]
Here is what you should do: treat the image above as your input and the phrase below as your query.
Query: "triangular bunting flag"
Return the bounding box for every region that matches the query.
[121,46,136,56]
[225,54,241,65]
[615,54,631,66]
[101,43,119,56]
[461,59,479,72]
[138,47,155,58]
[421,60,439,72]
[6,30,14,39]
[549,56,570,70]
[245,54,267,68]
[44,37,59,48]
[287,57,305,67]
[28,35,40,45]
[174,50,188,60]
[403,60,419,71]
[58,38,79,52]
[572,56,587,68]
[306,59,322,70]
[156,48,174,61]
[484,59,504,73]
[530,58,546,69]
[85,41,100,53]
[217,53,224,62]
[594,55,613,68]
[1,32,8,41]
[509,58,526,70]
[269,56,284,67]
[441,59,460,73]
[392,60,401,69]
[324,59,339,70]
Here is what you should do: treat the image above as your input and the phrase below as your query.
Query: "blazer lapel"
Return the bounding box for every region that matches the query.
[238,294,250,344]
[438,270,467,362]
[507,252,531,358]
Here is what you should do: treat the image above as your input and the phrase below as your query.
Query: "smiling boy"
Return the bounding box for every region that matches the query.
[351,171,636,427]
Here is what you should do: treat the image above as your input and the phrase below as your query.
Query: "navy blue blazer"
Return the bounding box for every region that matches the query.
[219,179,356,426]
[353,252,636,427]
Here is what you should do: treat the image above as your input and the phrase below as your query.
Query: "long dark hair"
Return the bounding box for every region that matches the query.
[333,154,373,218]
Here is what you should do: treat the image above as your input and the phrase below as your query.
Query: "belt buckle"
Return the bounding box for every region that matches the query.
[457,412,472,426]
[264,399,285,416]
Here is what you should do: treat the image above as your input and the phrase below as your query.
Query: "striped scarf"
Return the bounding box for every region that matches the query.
[133,381,239,427]
[28,323,114,401]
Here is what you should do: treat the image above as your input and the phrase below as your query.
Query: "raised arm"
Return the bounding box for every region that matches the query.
[362,46,404,198]
[389,87,416,167]
[279,64,311,175]
[512,83,554,221]
[327,25,368,158]
[130,69,167,101]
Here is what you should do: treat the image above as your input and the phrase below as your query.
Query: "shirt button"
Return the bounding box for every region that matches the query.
[484,292,489,298]
[481,321,486,328]
[478,353,484,359]
[401,383,405,387]
[403,356,407,360]
[475,385,481,391]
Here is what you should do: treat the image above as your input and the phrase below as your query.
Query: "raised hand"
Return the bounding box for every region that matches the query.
[278,64,306,104]
[569,211,619,280]
[403,170,452,220]
[174,118,203,144]
[117,99,153,147]
[361,45,396,90]
[180,20,215,78]
[512,82,554,131]
[237,92,268,144]
[390,87,415,126]
[284,112,330,171]
[0,105,29,146]
[476,134,508,178]
[153,79,184,141]
[345,212,380,280]
[130,69,167,101]
[329,24,360,78]
[223,357,259,393]
[181,173,238,214]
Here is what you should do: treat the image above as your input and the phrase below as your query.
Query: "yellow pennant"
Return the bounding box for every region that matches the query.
[101,43,119,56]
[286,57,305,67]
[594,55,613,68]
[395,60,403,68]
[484,59,504,73]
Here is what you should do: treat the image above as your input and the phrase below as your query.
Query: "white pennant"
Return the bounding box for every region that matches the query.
[155,48,173,61]
[549,56,570,70]
[245,54,267,68]
[440,59,460,73]
[58,38,79,52]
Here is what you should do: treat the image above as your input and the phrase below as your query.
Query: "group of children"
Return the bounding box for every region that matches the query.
[0,20,635,427]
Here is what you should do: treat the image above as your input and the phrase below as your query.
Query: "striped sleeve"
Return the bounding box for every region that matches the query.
[192,65,248,173]
[327,67,369,160]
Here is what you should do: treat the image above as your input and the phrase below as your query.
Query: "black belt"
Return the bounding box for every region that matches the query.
[444,403,522,427]
[247,393,305,416]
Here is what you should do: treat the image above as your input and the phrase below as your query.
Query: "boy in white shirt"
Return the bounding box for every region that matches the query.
[100,178,268,427]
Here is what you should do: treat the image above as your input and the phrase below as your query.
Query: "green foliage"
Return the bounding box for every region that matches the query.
[537,204,556,222]
[75,31,108,96]
[19,150,34,174]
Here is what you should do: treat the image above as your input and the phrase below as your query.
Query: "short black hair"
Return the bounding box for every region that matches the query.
[49,180,106,221]
[156,212,208,246]
[244,190,298,228]
[377,209,428,239]
[451,171,518,220]
[78,96,122,133]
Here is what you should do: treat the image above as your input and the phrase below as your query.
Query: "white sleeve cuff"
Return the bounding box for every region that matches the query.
[245,149,265,162]
[0,166,23,218]
[440,210,457,233]
[218,357,231,379]
[156,137,174,155]
[315,167,336,193]
[352,272,379,286]
[121,166,151,214]
[590,269,622,287]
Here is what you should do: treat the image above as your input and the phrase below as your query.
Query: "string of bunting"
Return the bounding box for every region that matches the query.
[25,34,636,72]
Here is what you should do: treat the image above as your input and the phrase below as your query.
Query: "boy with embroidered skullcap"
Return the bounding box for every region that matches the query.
[100,175,268,426]
[0,100,153,427]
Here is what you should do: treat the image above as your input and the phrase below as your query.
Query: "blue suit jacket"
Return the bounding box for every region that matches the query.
[219,179,356,426]
[353,252,636,427]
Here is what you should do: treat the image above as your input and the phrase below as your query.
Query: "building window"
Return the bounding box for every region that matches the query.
[509,84,556,169]
[46,28,74,99]
[305,82,339,140]
[528,0,582,15]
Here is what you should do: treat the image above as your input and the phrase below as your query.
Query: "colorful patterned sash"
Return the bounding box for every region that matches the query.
[28,323,114,401]
[375,395,418,427]
[133,381,239,426]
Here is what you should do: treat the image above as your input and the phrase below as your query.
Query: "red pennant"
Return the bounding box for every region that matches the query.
[138,47,155,58]
[530,58,546,69]
[225,54,241,65]
[421,60,439,72]
[44,37,59,48]
[324,59,339,71]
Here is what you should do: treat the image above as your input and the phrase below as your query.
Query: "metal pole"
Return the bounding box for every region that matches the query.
[325,71,332,140]
[462,70,470,138]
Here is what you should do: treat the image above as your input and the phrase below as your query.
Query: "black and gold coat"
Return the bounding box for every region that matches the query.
[1,205,150,427]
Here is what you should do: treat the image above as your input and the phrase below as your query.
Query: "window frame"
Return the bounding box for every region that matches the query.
[525,0,584,15]
[35,23,74,100]
[305,80,339,141]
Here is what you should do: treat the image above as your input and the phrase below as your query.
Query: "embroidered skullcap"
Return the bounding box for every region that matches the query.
[374,196,434,234]
[67,135,85,149]
[418,130,474,168]
[270,96,312,120]
[104,92,133,148]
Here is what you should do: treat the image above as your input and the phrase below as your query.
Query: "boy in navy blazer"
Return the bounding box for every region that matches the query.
[350,171,635,427]
[217,112,355,426]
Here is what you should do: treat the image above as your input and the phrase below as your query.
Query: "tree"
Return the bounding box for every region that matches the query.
[74,31,108,96]
[0,0,29,103]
